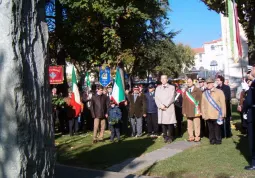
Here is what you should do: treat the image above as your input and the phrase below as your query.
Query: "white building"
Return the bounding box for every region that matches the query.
[192,39,224,78]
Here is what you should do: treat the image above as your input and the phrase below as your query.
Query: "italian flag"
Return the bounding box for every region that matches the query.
[111,67,125,104]
[228,0,242,62]
[71,66,81,117]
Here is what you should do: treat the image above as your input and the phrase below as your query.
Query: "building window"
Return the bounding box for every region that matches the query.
[199,67,205,71]
[210,60,218,66]
[211,45,215,50]
[199,53,202,62]
[221,47,223,51]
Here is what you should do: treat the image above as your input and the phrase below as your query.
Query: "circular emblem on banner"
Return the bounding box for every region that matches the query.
[102,73,108,79]
[50,72,57,79]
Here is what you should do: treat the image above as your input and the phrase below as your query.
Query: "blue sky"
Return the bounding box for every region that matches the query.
[167,0,221,48]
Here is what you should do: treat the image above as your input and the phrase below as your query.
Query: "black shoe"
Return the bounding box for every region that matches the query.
[210,141,215,145]
[167,139,173,144]
[244,165,255,170]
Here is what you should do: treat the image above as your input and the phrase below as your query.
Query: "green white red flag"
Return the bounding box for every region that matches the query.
[228,0,242,62]
[111,68,125,104]
[71,66,81,117]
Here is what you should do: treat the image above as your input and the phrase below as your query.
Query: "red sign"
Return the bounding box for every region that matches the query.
[49,66,64,84]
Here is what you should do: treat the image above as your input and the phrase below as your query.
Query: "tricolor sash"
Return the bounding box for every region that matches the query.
[204,90,222,119]
[185,91,200,116]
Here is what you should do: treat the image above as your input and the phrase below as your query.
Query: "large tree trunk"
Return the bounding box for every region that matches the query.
[0,0,55,177]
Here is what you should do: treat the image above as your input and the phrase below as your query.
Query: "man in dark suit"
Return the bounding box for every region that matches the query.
[127,85,146,137]
[243,65,255,170]
[144,84,158,137]
[216,75,232,138]
[90,85,109,143]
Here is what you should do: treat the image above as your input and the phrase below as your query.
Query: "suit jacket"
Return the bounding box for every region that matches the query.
[127,93,146,118]
[90,94,109,118]
[182,86,202,117]
[243,81,255,123]
[217,84,231,117]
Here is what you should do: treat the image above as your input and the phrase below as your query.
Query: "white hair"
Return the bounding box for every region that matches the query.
[161,75,168,79]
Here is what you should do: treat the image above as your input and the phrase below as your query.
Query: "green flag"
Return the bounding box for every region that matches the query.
[85,72,91,88]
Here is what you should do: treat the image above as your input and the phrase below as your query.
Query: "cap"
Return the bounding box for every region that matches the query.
[107,84,113,88]
[198,78,205,83]
[133,85,139,90]
[148,84,155,89]
[110,100,115,104]
[247,65,252,74]
[206,78,214,83]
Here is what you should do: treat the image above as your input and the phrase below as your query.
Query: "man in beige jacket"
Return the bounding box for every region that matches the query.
[201,78,226,145]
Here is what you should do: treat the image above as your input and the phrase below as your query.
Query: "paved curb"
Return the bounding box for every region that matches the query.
[107,141,199,174]
[55,164,155,178]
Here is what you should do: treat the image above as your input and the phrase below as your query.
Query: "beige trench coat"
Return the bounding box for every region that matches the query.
[155,84,177,124]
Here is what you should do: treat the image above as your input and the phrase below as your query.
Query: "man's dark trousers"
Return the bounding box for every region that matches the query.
[207,119,222,144]
[147,113,158,135]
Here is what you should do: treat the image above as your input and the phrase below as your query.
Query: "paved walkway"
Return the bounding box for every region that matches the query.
[107,141,199,174]
[55,141,199,178]
[55,164,153,178]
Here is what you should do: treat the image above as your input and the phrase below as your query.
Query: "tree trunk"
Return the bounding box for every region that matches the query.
[0,0,55,177]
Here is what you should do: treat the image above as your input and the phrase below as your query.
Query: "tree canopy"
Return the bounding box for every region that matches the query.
[45,0,195,80]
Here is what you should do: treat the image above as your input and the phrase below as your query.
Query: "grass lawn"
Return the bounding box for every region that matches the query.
[138,107,255,178]
[55,131,165,170]
[55,105,255,177]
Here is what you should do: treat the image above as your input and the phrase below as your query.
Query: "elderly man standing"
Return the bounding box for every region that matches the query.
[198,78,208,138]
[182,78,202,142]
[201,78,226,145]
[155,75,177,143]
[128,85,146,137]
[216,75,232,138]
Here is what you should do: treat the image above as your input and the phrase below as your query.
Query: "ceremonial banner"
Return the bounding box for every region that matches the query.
[99,66,111,87]
[49,66,64,84]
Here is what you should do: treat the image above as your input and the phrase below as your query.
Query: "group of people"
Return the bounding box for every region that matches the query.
[52,65,255,170]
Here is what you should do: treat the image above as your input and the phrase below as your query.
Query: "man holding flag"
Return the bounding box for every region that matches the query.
[182,78,202,142]
[69,66,82,136]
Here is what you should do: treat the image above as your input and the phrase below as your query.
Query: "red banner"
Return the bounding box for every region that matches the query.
[49,66,64,84]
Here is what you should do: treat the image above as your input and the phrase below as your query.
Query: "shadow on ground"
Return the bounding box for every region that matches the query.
[234,134,250,164]
[57,137,156,170]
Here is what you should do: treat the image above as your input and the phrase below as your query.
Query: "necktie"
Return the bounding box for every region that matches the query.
[134,94,137,102]
[189,88,192,93]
